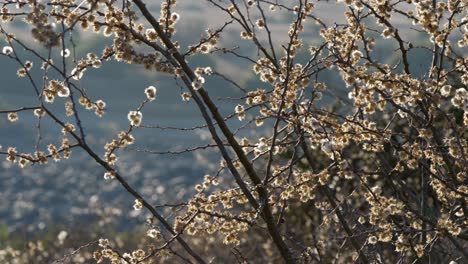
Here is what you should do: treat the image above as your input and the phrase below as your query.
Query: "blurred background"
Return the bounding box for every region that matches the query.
[0,0,457,257]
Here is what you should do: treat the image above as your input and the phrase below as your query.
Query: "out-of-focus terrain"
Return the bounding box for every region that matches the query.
[0,1,459,245]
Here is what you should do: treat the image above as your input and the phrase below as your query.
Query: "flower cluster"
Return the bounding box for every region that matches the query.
[0,0,466,263]
[44,80,70,103]
[144,85,157,101]
[127,111,142,126]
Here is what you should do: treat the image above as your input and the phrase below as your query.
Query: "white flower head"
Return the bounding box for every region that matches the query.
[147,228,161,239]
[98,238,109,248]
[181,92,191,102]
[451,88,467,109]
[127,110,143,126]
[71,67,85,80]
[191,76,205,90]
[24,61,33,70]
[95,100,106,109]
[7,112,18,122]
[61,48,70,58]
[145,28,158,41]
[368,236,378,244]
[2,46,13,55]
[254,137,269,155]
[145,86,157,101]
[103,171,115,180]
[133,199,143,210]
[235,104,244,114]
[204,67,213,75]
[171,12,180,22]
[440,85,452,97]
[34,108,46,117]
[235,104,245,121]
[57,86,70,97]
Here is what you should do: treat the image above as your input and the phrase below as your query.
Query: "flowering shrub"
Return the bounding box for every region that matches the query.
[0,0,466,263]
